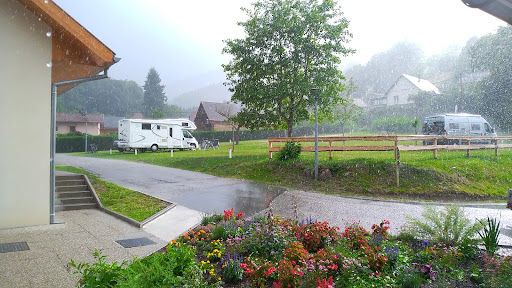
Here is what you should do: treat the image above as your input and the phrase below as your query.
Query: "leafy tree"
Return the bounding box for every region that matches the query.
[58,78,143,117]
[333,79,362,136]
[223,0,355,137]
[143,67,167,116]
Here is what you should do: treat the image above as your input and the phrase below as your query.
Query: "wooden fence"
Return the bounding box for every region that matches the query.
[268,135,512,187]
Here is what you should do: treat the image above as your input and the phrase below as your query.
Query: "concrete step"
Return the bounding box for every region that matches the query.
[55,203,97,211]
[56,185,88,192]
[56,197,94,205]
[56,191,92,199]
[56,179,85,186]
[56,175,83,182]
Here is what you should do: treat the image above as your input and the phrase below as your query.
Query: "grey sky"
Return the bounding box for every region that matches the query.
[54,0,505,92]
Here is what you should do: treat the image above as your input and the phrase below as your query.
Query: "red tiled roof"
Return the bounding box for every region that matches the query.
[56,113,104,123]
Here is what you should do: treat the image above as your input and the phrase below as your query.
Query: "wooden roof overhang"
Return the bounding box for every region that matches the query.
[17,0,118,94]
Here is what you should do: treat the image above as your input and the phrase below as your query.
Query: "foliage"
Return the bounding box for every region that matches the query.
[69,249,126,288]
[406,205,483,246]
[223,0,355,136]
[143,67,167,117]
[295,222,339,252]
[478,217,501,257]
[72,211,512,288]
[277,141,302,161]
[371,116,416,134]
[58,78,143,117]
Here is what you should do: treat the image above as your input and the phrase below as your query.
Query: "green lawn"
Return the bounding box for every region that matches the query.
[74,139,512,201]
[56,165,168,221]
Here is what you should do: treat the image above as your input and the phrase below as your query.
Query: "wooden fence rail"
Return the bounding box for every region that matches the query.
[268,135,512,187]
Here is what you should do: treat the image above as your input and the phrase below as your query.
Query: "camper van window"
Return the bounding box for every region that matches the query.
[157,125,160,130]
[169,128,173,137]
[183,131,192,138]
[471,124,481,131]
[449,123,459,129]
[484,123,492,133]
[182,122,189,127]
[142,123,151,130]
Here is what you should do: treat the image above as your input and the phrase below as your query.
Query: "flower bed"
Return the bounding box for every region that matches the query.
[71,206,512,287]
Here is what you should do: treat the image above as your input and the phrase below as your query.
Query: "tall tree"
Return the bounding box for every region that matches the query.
[223,0,354,136]
[143,67,167,117]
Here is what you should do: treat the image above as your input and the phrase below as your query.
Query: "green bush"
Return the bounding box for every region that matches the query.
[69,249,126,287]
[371,117,415,134]
[277,141,302,161]
[406,205,483,246]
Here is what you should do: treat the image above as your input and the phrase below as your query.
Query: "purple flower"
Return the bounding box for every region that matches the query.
[423,240,429,247]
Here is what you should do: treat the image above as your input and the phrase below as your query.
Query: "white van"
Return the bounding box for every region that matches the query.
[422,113,496,144]
[114,119,199,152]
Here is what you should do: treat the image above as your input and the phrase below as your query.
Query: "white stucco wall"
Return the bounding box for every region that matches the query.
[386,77,417,106]
[0,0,52,228]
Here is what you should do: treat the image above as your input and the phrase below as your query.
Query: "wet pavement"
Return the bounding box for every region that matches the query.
[56,155,286,217]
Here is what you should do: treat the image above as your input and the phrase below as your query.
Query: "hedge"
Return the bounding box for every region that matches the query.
[56,135,116,153]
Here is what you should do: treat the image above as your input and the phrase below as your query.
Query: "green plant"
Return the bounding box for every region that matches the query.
[221,252,244,282]
[201,213,223,225]
[68,249,126,288]
[295,222,339,252]
[277,141,302,161]
[478,217,501,256]
[406,205,483,246]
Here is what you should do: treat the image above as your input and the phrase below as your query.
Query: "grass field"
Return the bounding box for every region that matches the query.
[56,165,168,221]
[73,139,512,202]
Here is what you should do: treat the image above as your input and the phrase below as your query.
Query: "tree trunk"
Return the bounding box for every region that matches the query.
[232,127,235,152]
[235,127,240,145]
[287,124,293,138]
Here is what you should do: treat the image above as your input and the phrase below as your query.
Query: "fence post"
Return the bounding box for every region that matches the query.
[395,146,400,188]
[466,139,471,158]
[269,139,273,159]
[433,138,438,159]
[329,140,332,160]
[495,139,499,157]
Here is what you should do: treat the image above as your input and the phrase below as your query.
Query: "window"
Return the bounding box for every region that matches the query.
[70,126,76,132]
[484,123,492,133]
[471,124,481,131]
[157,125,160,130]
[182,122,189,127]
[393,96,399,105]
[169,128,173,137]
[56,126,59,131]
[142,123,151,130]
[449,123,459,129]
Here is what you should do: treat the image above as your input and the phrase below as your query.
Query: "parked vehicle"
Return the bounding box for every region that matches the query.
[422,113,496,144]
[113,119,199,152]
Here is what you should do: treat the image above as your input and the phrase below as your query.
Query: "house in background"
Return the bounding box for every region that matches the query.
[384,74,440,106]
[102,115,124,135]
[194,101,241,131]
[1,0,117,229]
[57,113,104,135]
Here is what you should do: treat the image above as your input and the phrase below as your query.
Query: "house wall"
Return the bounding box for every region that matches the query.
[386,77,418,106]
[212,121,233,131]
[57,122,101,135]
[0,0,52,228]
[195,104,213,131]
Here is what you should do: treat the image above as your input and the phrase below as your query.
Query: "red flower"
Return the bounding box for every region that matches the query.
[223,208,234,220]
[236,211,244,219]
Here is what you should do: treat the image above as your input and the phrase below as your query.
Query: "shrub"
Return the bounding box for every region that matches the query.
[406,205,483,246]
[277,141,302,161]
[69,249,125,287]
[478,217,501,257]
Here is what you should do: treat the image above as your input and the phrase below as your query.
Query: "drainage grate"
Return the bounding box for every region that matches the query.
[115,237,156,248]
[0,241,30,253]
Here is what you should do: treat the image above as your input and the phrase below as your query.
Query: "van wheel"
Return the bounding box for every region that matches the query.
[189,143,197,151]
[151,144,158,152]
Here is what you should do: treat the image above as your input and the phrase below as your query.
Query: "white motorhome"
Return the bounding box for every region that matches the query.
[422,113,496,144]
[114,119,199,152]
